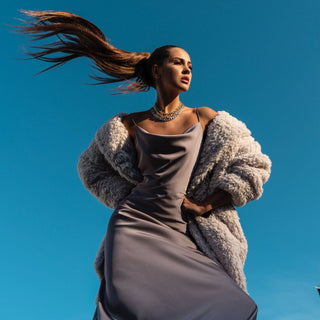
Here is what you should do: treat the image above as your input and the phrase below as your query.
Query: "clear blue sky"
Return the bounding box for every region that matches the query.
[1,0,319,319]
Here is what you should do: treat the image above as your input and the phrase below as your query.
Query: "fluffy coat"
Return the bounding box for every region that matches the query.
[77,110,272,292]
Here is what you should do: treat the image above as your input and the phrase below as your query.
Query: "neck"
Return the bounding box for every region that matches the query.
[155,91,181,113]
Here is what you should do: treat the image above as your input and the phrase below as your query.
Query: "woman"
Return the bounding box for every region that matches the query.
[17,10,271,320]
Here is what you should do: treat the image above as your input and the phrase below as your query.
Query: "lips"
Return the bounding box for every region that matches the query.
[181,77,190,84]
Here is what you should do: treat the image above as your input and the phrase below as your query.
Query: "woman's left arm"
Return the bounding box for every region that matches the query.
[217,134,272,207]
[182,109,272,215]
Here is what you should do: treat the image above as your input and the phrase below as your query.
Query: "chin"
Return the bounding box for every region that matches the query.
[177,84,190,92]
[180,86,190,92]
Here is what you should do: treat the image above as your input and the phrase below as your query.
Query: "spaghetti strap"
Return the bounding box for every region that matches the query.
[131,117,137,126]
[195,108,200,122]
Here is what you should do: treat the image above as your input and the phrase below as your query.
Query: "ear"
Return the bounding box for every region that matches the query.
[152,64,161,80]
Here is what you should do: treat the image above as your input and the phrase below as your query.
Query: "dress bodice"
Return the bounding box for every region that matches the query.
[134,122,203,198]
[123,114,203,233]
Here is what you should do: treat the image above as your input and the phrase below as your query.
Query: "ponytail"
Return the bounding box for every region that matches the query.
[15,10,156,93]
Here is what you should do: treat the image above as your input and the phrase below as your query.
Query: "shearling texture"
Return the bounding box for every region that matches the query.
[77,111,272,293]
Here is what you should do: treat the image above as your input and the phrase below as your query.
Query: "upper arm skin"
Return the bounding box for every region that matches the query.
[122,114,135,139]
[197,106,218,131]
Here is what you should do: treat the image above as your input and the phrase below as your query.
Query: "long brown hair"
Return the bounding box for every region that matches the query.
[15,10,179,93]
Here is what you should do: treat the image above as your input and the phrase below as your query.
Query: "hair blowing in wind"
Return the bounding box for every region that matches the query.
[15,10,176,93]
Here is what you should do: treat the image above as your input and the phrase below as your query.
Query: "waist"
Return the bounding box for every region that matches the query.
[119,190,188,233]
[133,180,187,198]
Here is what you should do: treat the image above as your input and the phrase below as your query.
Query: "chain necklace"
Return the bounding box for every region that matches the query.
[150,102,185,121]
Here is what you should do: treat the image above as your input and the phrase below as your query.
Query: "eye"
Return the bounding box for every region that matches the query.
[189,65,193,71]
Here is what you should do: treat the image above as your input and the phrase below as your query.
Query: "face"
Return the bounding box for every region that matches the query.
[153,47,192,93]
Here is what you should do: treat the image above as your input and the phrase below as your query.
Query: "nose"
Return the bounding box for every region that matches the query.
[182,65,191,74]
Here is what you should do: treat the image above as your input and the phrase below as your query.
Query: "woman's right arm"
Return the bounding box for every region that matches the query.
[77,138,135,209]
[121,114,136,139]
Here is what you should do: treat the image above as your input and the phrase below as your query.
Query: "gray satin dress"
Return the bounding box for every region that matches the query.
[93,109,258,320]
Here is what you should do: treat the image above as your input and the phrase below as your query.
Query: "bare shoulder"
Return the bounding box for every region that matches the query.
[121,111,148,138]
[121,113,133,129]
[122,111,147,125]
[197,106,218,120]
[197,106,218,129]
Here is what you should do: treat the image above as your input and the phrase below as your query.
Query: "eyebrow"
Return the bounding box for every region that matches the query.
[171,57,192,64]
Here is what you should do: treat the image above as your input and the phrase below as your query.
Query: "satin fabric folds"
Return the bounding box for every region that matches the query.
[93,115,258,320]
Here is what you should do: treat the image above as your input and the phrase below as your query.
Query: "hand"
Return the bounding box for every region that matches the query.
[181,196,208,216]
[181,190,233,217]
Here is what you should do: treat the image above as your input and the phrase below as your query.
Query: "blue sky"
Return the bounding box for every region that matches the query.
[1,0,319,319]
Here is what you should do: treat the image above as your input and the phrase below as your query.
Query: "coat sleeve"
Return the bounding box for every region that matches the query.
[217,127,272,207]
[77,138,135,209]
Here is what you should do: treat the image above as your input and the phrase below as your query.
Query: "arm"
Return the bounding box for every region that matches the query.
[217,134,272,207]
[185,109,271,211]
[77,138,135,209]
